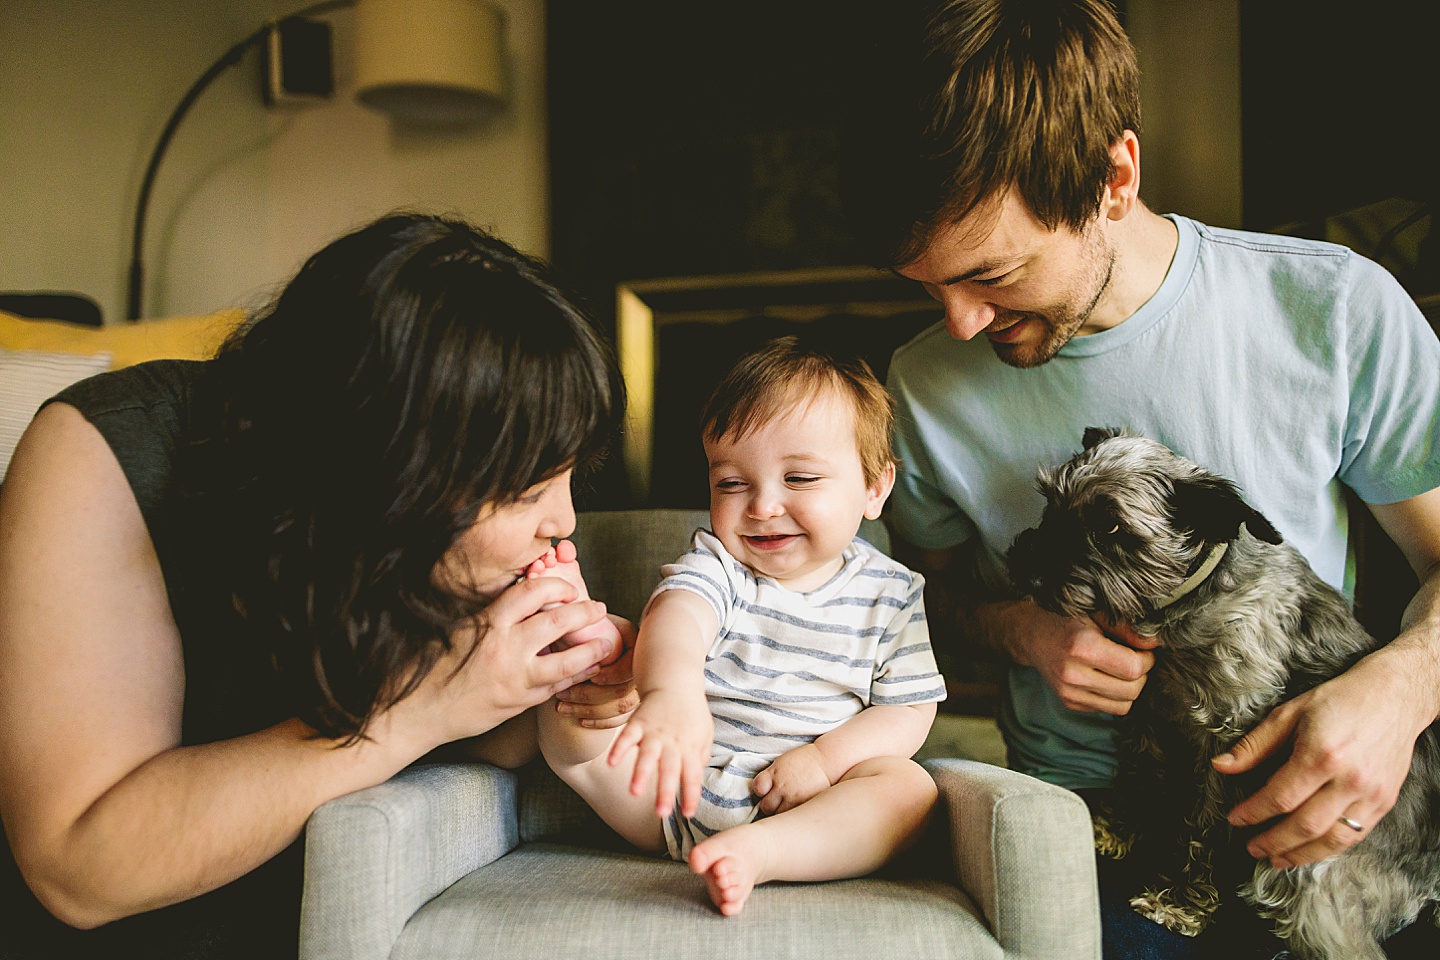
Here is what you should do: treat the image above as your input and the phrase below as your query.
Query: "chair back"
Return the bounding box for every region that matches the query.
[569,509,892,622]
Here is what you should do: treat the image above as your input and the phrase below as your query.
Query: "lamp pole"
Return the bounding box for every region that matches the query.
[125,0,353,321]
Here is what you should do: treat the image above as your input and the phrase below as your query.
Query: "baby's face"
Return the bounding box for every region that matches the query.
[704,392,891,592]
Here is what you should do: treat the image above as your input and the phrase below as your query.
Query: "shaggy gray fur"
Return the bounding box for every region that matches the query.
[1007,428,1440,959]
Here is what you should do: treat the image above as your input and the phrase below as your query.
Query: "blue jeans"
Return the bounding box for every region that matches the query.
[1095,854,1280,960]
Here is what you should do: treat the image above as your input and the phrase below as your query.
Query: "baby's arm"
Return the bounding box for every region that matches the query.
[753,702,937,815]
[607,589,717,819]
[525,540,623,664]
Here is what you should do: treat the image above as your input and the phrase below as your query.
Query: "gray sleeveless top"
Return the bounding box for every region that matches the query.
[2,361,300,958]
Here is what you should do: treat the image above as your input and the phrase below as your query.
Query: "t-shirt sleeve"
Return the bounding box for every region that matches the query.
[646,529,738,627]
[45,362,193,536]
[887,364,978,551]
[869,570,947,707]
[1337,254,1440,504]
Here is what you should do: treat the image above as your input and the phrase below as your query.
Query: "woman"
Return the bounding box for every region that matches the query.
[0,214,634,957]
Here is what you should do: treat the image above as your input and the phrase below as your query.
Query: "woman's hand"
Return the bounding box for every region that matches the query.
[554,615,640,728]
[392,576,617,754]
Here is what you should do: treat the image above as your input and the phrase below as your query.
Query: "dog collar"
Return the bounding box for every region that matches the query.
[1153,535,1233,610]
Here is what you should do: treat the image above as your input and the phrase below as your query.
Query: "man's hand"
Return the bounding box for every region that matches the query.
[1217,491,1440,869]
[996,601,1158,715]
[1215,647,1428,868]
[753,744,832,815]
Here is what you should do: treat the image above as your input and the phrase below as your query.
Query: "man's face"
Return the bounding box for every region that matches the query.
[895,193,1117,369]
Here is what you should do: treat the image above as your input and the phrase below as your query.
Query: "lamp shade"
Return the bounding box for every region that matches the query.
[354,0,504,124]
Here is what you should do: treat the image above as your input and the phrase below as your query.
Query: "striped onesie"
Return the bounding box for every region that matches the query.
[650,529,947,860]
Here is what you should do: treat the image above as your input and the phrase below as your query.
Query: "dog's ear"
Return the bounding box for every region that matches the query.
[1082,426,1122,450]
[1170,475,1284,545]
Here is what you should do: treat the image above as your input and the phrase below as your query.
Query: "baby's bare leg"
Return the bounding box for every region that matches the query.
[536,706,666,852]
[688,756,937,917]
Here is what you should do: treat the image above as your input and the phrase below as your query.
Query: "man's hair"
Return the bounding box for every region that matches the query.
[882,0,1140,266]
[700,336,895,486]
[200,213,624,740]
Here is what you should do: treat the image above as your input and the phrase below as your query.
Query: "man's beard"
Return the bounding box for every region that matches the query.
[990,238,1117,370]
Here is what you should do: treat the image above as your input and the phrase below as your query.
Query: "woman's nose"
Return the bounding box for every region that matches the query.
[538,485,577,540]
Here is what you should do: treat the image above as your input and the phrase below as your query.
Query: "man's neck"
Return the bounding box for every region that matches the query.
[1088,204,1179,332]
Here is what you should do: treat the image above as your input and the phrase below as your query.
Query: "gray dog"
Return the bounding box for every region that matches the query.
[1007,428,1440,959]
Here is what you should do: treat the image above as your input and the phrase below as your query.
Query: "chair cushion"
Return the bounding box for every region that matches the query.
[391,843,1001,960]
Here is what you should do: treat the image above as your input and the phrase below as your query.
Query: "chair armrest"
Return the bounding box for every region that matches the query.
[925,758,1100,960]
[299,763,521,960]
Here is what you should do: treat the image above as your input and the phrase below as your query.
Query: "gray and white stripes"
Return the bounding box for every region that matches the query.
[650,529,946,858]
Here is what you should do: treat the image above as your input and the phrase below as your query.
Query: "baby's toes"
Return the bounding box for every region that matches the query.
[527,547,561,579]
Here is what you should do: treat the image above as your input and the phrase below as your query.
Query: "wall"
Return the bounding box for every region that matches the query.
[0,0,549,323]
[1127,0,1243,229]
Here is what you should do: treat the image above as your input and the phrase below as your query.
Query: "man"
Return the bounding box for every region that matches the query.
[876,0,1440,955]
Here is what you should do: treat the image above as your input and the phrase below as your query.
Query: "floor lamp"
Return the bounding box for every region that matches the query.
[125,0,506,321]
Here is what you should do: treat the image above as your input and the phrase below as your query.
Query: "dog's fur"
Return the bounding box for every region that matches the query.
[1006,428,1440,959]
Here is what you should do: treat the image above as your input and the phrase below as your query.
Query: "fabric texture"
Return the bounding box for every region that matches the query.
[299,510,1102,960]
[887,214,1440,791]
[0,347,111,479]
[651,529,946,858]
[300,764,521,960]
[2,359,301,959]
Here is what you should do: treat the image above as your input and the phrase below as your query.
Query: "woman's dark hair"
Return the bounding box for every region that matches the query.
[204,213,623,739]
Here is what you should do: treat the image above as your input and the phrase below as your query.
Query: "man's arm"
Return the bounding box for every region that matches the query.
[1218,487,1440,868]
[905,542,1157,714]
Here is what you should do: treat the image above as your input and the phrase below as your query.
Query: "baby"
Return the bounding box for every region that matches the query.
[536,336,946,916]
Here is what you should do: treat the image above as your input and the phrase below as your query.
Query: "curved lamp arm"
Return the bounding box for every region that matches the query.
[125,0,354,321]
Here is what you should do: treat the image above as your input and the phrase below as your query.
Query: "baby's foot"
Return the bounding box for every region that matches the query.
[527,540,621,663]
[689,831,767,917]
[524,539,590,598]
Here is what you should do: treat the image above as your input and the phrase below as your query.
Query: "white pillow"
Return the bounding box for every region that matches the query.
[0,347,112,481]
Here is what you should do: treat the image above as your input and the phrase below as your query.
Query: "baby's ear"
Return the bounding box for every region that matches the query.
[864,461,897,520]
[1169,475,1283,545]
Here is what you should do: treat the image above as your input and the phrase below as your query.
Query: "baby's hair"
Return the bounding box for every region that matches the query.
[701,336,895,485]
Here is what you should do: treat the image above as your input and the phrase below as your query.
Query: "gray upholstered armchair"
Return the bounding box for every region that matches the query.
[299,510,1100,960]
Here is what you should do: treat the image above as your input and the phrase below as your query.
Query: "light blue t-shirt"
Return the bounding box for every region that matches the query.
[887,214,1440,790]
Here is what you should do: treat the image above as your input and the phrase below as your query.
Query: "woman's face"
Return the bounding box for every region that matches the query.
[433,468,576,601]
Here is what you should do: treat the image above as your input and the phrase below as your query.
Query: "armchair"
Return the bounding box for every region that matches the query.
[300,509,1100,959]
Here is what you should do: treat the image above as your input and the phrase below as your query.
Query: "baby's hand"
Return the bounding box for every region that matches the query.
[753,743,832,815]
[607,689,713,819]
[526,540,623,665]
